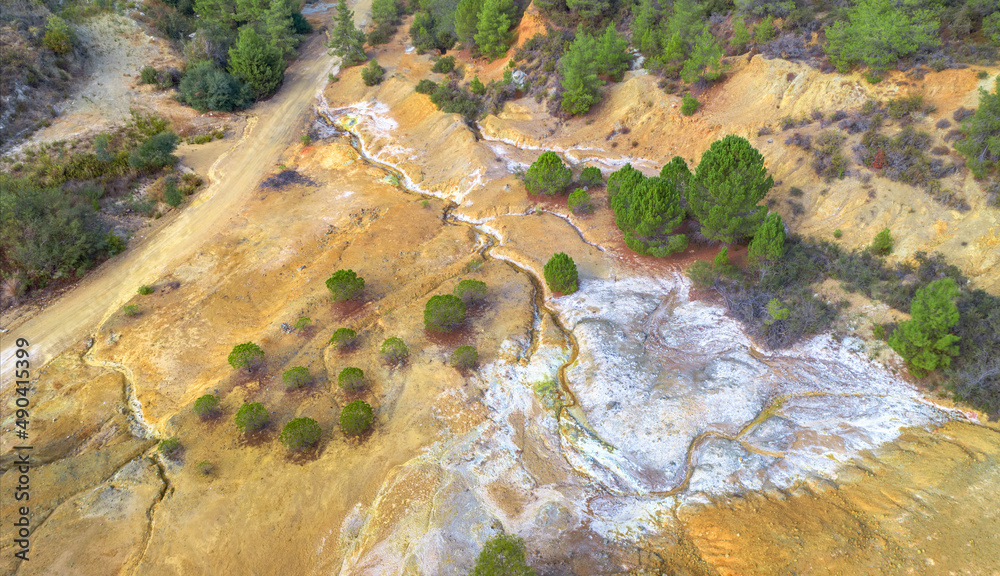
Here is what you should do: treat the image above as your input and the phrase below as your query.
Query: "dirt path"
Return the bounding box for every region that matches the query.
[0,35,337,381]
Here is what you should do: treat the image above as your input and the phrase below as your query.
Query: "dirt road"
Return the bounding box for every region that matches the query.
[0,36,337,381]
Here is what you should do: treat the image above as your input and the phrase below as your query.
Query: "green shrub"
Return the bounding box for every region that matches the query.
[340,400,374,436]
[43,15,76,56]
[164,177,183,207]
[568,189,594,214]
[424,294,467,332]
[279,417,322,451]
[578,166,602,188]
[338,366,366,391]
[871,227,893,255]
[129,132,180,172]
[293,316,311,331]
[138,284,154,295]
[429,81,480,120]
[234,402,269,432]
[687,260,717,289]
[361,59,386,86]
[140,66,159,85]
[432,55,456,73]
[380,337,409,365]
[544,253,578,294]
[450,345,478,369]
[331,327,358,349]
[680,94,700,116]
[754,16,776,43]
[178,62,254,113]
[196,460,214,475]
[158,438,182,459]
[454,279,487,304]
[367,21,396,45]
[326,269,365,301]
[524,151,571,196]
[123,304,140,317]
[193,394,220,420]
[833,229,843,238]
[888,278,960,377]
[415,79,438,94]
[470,534,536,576]
[228,342,265,371]
[282,366,312,390]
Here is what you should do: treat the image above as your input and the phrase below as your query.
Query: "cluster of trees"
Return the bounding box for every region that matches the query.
[602,135,780,258]
[153,0,313,112]
[631,0,725,84]
[559,25,631,114]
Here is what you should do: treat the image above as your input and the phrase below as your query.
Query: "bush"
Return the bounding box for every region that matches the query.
[871,227,893,255]
[331,327,358,349]
[380,337,409,365]
[178,62,254,113]
[454,279,487,304]
[338,367,366,391]
[470,534,536,576]
[524,151,571,196]
[129,132,180,172]
[415,79,438,94]
[326,269,365,301]
[164,178,183,207]
[568,189,594,214]
[432,55,456,73]
[279,417,322,451]
[123,304,140,317]
[362,59,386,86]
[424,294,467,332]
[544,253,578,294]
[43,15,76,55]
[158,438,182,459]
[680,94,700,116]
[138,284,154,295]
[340,400,373,436]
[450,345,479,369]
[429,81,481,120]
[888,278,961,377]
[234,402,268,432]
[748,212,786,263]
[140,66,159,85]
[196,460,214,475]
[578,166,602,188]
[687,260,717,288]
[228,342,264,371]
[193,394,220,420]
[282,366,312,390]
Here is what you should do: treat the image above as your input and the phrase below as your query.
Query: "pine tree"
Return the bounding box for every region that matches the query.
[475,0,512,60]
[607,163,645,200]
[610,172,689,257]
[470,75,486,94]
[660,31,686,75]
[631,0,660,56]
[888,278,961,377]
[688,135,773,244]
[228,27,285,99]
[327,0,367,66]
[824,0,940,73]
[559,32,603,115]
[680,27,725,83]
[667,0,702,41]
[954,77,1000,178]
[596,24,630,82]
[544,253,579,294]
[747,212,786,263]
[371,0,399,24]
[524,151,572,195]
[455,0,484,47]
[261,0,299,60]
